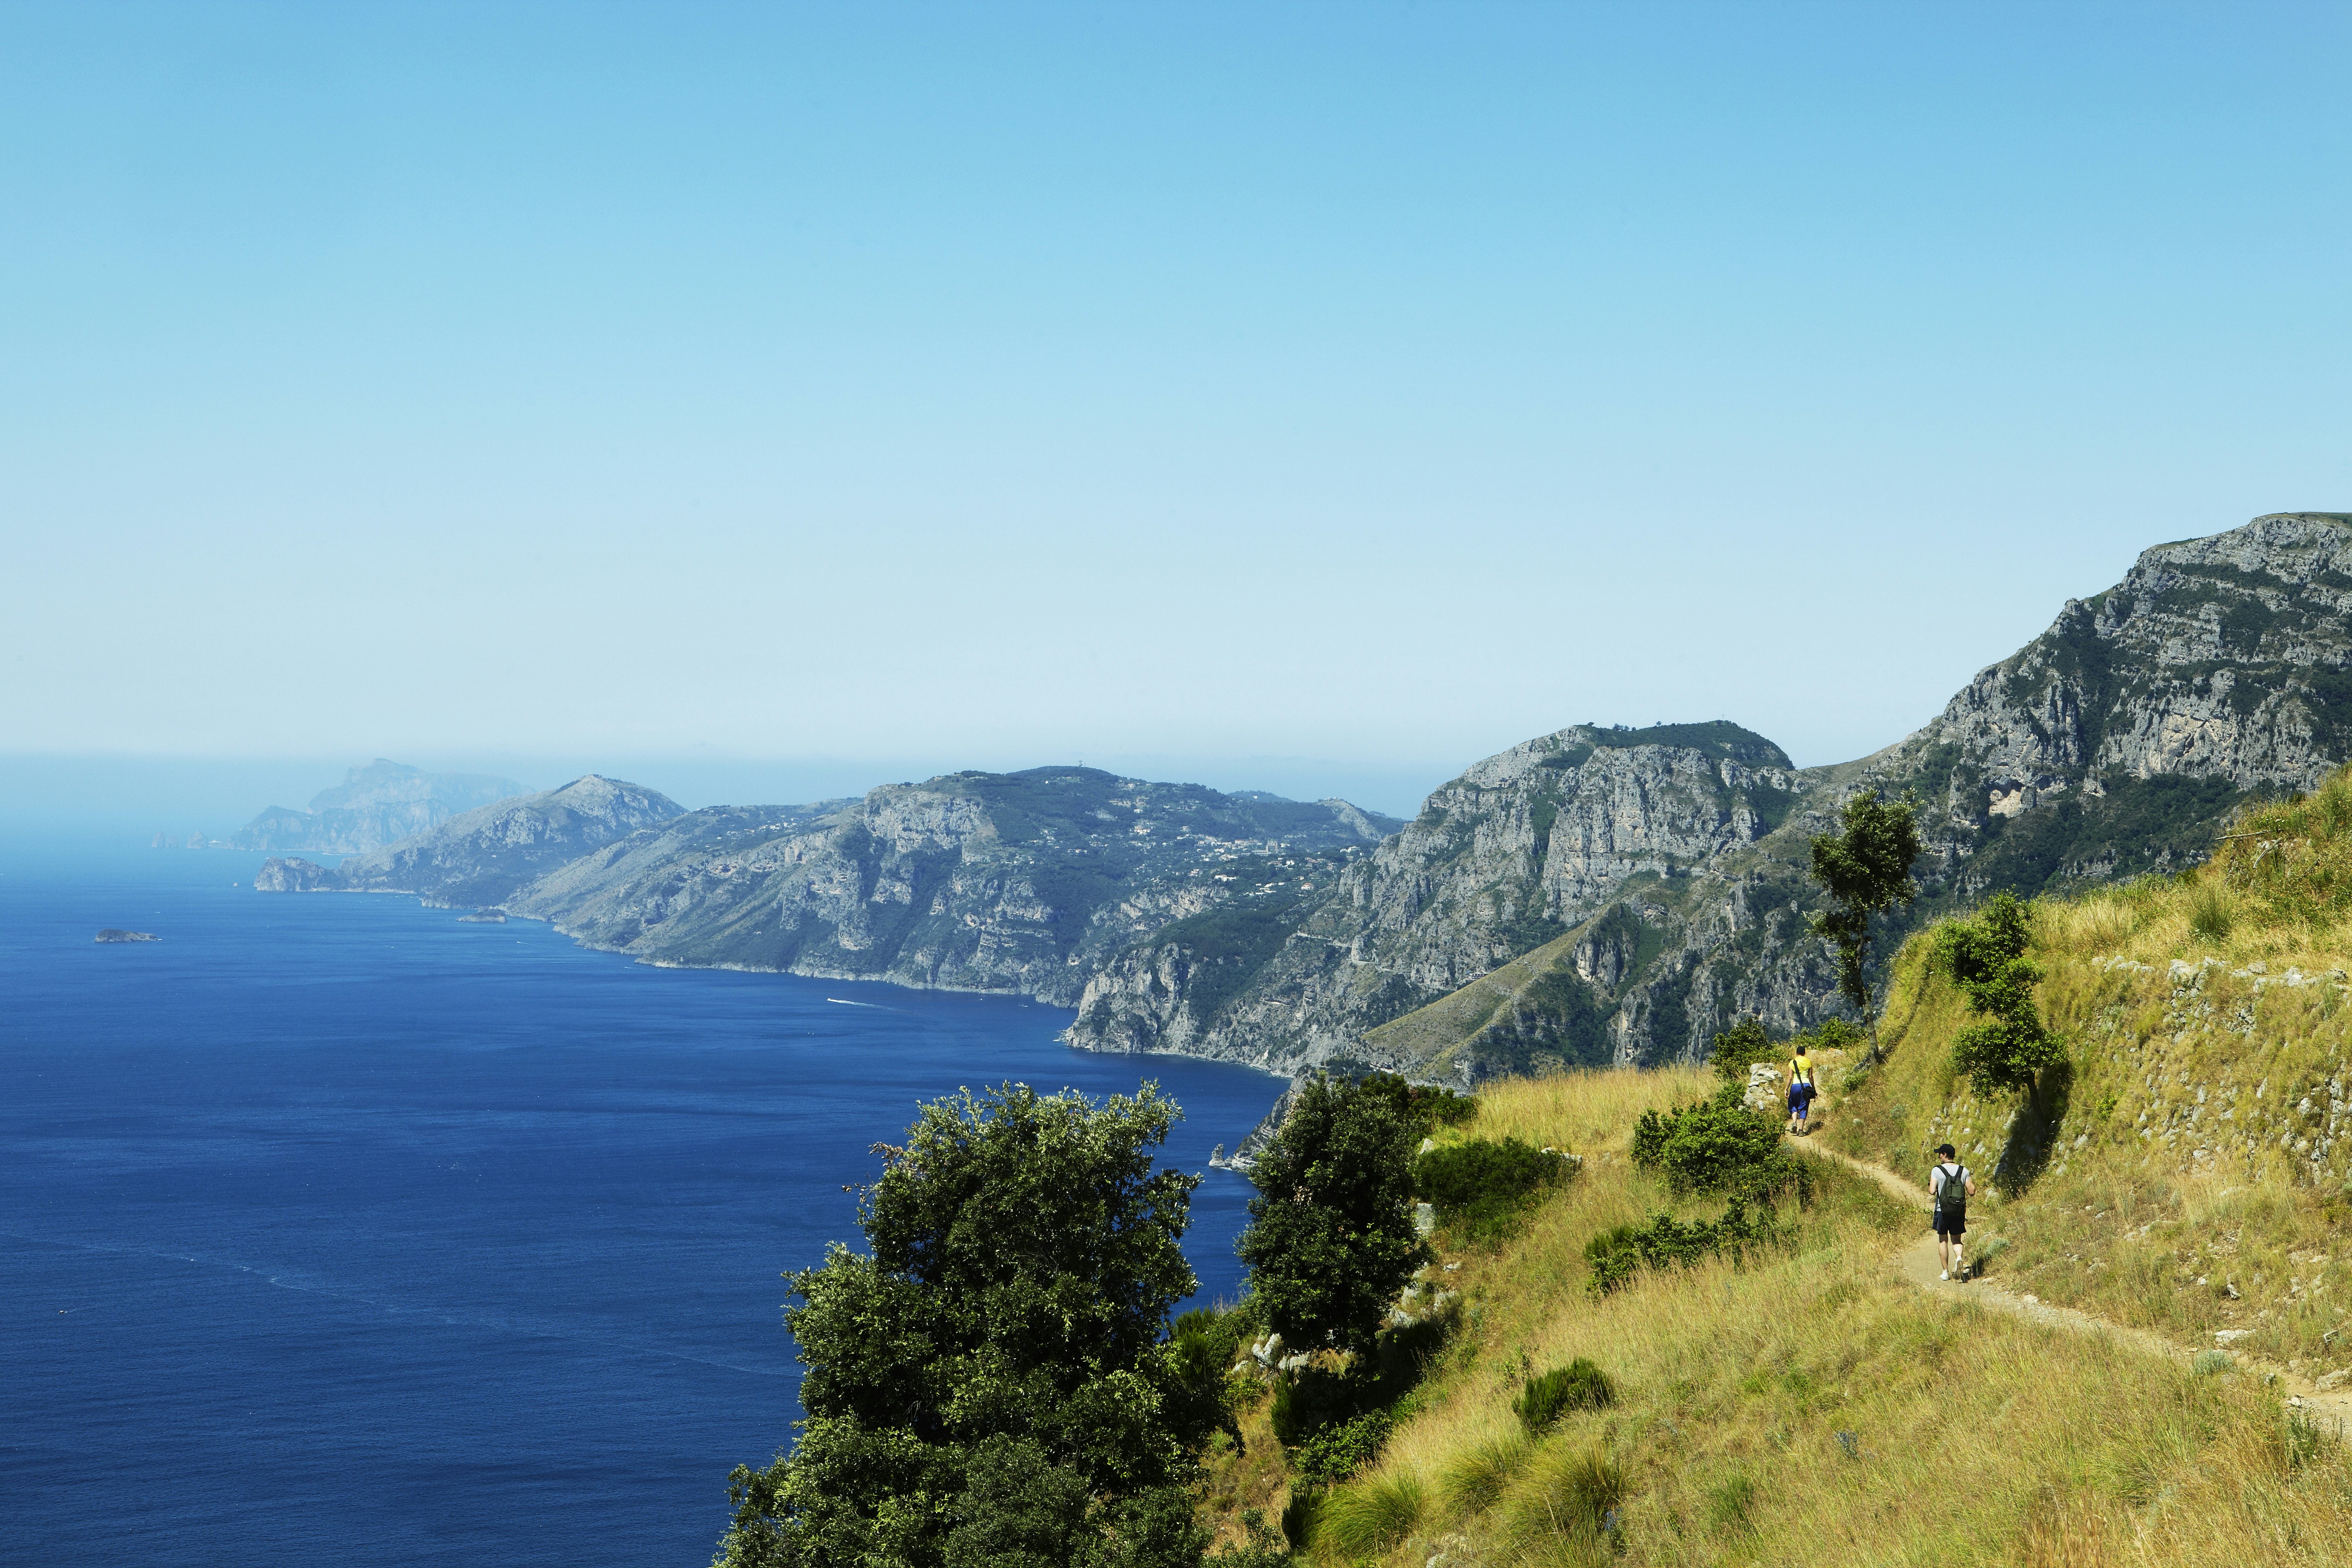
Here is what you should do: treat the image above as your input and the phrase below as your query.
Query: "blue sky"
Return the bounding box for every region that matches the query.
[6,3,2352,821]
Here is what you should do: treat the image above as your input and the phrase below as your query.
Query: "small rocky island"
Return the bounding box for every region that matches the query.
[456,911,507,923]
[95,929,159,943]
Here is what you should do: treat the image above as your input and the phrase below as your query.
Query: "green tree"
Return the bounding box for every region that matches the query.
[1234,1073,1424,1361]
[1807,788,1924,1060]
[1936,892,2064,1095]
[714,1083,1215,1568]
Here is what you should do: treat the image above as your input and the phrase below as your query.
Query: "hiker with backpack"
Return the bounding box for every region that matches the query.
[1786,1044,1817,1135]
[1930,1143,1976,1281]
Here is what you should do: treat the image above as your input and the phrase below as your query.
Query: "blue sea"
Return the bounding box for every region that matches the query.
[0,847,1280,1565]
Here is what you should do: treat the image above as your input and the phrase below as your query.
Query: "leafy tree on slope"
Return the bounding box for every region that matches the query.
[1936,891,2064,1095]
[713,1083,1217,1568]
[1808,788,1924,1060]
[1234,1072,1424,1361]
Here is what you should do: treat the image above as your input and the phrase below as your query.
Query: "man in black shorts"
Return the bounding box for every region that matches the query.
[1929,1143,1975,1282]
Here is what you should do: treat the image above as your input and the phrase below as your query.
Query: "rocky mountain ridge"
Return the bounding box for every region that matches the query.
[1070,513,2352,1085]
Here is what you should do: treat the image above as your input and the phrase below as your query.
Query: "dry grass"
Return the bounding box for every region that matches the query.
[1823,797,2352,1380]
[1297,1127,2352,1567]
[1202,832,2352,1565]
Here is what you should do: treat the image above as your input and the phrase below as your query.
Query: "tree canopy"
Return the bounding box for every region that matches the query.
[1233,1072,1425,1360]
[1936,892,2065,1095]
[714,1082,1219,1568]
[1807,788,1924,1052]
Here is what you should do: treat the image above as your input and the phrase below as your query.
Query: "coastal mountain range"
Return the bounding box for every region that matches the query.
[256,512,2352,1091]
[257,771,1403,1003]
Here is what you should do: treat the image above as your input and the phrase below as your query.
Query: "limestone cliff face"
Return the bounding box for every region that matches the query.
[1073,513,2352,1084]
[1065,723,1800,1075]
[1906,513,2352,813]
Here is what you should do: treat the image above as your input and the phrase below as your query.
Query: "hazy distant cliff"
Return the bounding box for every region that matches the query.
[232,759,527,854]
[258,776,686,907]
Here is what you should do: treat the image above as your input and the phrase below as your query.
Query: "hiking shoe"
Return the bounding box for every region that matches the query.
[1939,1270,1950,1281]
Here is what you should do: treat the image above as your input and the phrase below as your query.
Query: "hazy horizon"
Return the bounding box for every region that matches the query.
[9,5,2351,826]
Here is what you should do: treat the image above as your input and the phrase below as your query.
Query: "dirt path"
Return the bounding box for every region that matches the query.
[1788,1135,2352,1427]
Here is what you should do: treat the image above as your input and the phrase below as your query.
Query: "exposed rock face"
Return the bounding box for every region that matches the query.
[326,776,687,907]
[230,760,528,854]
[1929,514,2352,799]
[1070,514,2352,1083]
[502,770,1398,1001]
[1065,723,1799,1075]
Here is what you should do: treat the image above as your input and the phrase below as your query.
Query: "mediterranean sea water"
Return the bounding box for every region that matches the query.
[0,846,1280,1565]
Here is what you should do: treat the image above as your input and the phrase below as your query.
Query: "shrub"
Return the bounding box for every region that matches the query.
[1709,1017,1779,1080]
[2193,1349,2235,1376]
[1796,1016,1865,1052]
[1514,1358,1616,1433]
[1163,1306,1250,1451]
[1413,1084,1480,1129]
[1290,1410,1391,1485]
[1318,1473,1426,1557]
[1413,1136,1570,1240]
[1630,1083,1795,1197]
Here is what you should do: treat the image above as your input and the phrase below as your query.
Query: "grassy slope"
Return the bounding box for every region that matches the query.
[1825,793,2352,1383]
[1200,1070,2352,1567]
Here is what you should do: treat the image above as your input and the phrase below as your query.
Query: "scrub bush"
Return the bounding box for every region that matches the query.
[1412,1135,1569,1240]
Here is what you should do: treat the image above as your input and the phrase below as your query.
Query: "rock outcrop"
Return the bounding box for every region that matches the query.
[230,760,528,854]
[253,857,343,892]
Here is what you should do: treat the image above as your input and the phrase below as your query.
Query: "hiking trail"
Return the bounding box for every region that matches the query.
[1787,1134,2352,1427]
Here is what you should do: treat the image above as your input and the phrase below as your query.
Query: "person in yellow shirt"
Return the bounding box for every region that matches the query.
[1786,1045,1816,1135]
